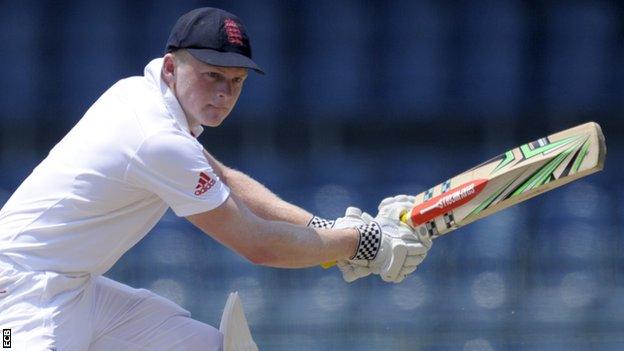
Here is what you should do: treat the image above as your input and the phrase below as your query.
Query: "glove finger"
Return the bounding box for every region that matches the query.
[352,266,372,279]
[403,254,426,267]
[392,263,421,283]
[361,212,374,223]
[390,197,415,209]
[338,259,373,281]
[378,199,394,212]
[340,264,372,283]
[379,206,411,222]
[405,243,430,256]
[398,222,418,233]
[336,260,349,269]
[382,244,408,282]
[336,260,351,273]
[345,206,362,217]
[342,270,359,283]
[400,265,418,276]
[393,195,411,204]
[393,226,419,240]
[383,270,408,284]
[417,233,433,249]
[349,259,369,268]
[337,262,359,283]
[393,273,407,283]
[379,194,413,206]
[342,271,360,283]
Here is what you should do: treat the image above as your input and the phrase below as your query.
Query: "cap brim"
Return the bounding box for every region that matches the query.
[187,48,265,75]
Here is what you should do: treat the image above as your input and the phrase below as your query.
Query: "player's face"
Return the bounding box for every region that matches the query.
[173,55,248,128]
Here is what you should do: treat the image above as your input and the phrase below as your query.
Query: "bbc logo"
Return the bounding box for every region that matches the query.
[2,329,10,349]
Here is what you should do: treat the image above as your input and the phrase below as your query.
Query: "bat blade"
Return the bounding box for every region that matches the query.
[321,122,605,269]
[403,121,606,239]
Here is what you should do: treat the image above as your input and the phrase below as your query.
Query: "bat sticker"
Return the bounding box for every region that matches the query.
[410,179,488,225]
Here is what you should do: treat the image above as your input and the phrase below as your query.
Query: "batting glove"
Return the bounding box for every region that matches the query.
[341,195,432,284]
[377,195,417,225]
[307,207,371,230]
[309,208,379,283]
[378,193,432,255]
[381,194,432,279]
[310,205,430,283]
[334,208,376,283]
[350,215,430,283]
[378,194,432,247]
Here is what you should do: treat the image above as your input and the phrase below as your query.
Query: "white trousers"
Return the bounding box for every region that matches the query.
[0,257,222,351]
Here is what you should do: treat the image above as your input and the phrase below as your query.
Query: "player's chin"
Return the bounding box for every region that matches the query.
[200,112,229,127]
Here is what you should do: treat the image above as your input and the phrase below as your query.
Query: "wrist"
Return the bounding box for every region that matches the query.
[307,215,335,229]
[351,222,382,260]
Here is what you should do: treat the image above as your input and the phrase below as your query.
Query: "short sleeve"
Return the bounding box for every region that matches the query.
[125,131,230,217]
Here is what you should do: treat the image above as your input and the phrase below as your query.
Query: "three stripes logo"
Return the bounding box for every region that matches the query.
[194,172,216,196]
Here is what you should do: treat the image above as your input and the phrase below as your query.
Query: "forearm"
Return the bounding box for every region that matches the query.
[225,168,312,224]
[253,220,359,268]
[203,149,312,225]
[187,195,358,268]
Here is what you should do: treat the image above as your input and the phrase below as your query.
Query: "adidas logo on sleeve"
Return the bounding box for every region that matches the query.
[195,172,215,196]
[194,172,216,196]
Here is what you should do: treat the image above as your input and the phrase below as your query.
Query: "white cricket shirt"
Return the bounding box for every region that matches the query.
[0,58,230,275]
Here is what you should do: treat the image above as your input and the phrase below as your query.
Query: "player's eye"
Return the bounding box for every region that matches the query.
[204,71,223,80]
[233,77,244,84]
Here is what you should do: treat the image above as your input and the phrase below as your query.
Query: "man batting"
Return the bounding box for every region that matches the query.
[0,7,432,350]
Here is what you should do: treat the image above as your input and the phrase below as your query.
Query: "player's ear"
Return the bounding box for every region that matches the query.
[161,53,176,86]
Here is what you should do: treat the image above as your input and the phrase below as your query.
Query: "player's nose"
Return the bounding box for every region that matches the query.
[215,81,233,99]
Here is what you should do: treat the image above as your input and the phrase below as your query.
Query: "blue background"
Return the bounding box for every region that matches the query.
[0,1,622,350]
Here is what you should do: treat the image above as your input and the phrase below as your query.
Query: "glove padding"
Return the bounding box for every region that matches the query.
[338,195,433,283]
[308,207,369,230]
[358,217,429,283]
[335,208,375,282]
[332,207,372,230]
[377,194,432,249]
[378,194,416,222]
[312,208,370,270]
[376,194,432,282]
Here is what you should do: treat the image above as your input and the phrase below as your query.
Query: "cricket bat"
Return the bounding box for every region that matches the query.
[399,121,605,239]
[322,121,606,268]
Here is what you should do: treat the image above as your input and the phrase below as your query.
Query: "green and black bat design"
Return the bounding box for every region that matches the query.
[400,122,606,238]
[322,122,605,268]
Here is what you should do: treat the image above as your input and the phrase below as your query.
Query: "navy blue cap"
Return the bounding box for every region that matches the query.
[166,7,264,74]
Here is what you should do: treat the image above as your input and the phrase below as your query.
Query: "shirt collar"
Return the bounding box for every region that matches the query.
[144,58,204,138]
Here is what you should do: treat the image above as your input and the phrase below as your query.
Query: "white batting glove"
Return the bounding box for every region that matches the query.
[334,207,373,230]
[352,216,430,283]
[308,208,378,283]
[377,194,417,224]
[334,208,375,283]
[310,204,431,284]
[378,193,432,256]
[339,195,431,284]
[307,207,371,230]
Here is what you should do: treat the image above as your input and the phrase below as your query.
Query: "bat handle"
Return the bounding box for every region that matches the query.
[399,209,410,224]
[320,261,336,269]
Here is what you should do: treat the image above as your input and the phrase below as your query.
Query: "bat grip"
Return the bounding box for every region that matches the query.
[320,261,336,269]
[399,210,410,224]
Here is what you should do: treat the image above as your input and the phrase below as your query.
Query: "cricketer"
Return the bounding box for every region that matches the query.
[0,7,431,350]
